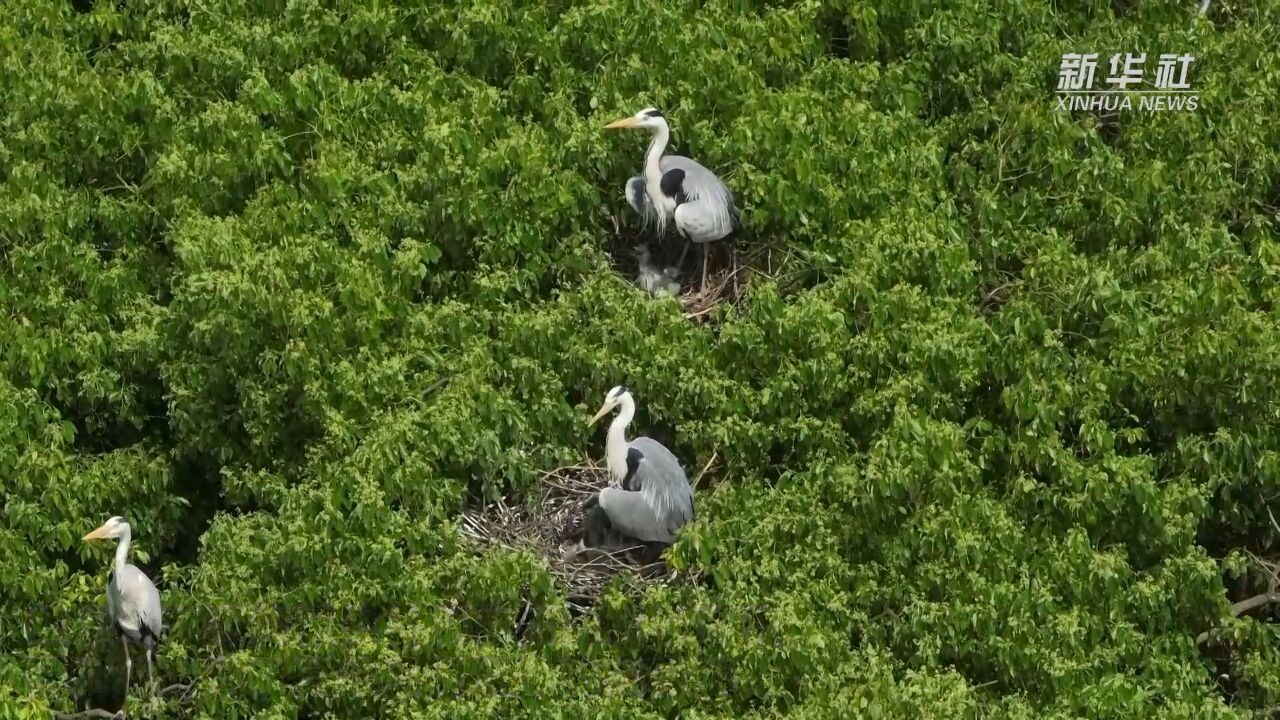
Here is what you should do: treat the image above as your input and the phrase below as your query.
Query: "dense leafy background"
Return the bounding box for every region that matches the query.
[2,0,1279,717]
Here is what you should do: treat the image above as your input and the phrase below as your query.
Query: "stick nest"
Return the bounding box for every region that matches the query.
[458,460,672,611]
[676,252,753,323]
[606,212,789,325]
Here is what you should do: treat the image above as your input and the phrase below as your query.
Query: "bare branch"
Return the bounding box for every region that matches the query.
[1196,562,1280,646]
[160,682,193,698]
[692,450,718,490]
[53,709,122,720]
[1226,591,1280,618]
[1245,552,1280,587]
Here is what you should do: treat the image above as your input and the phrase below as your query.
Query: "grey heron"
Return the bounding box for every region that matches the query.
[633,243,680,298]
[83,516,163,703]
[606,107,739,288]
[580,385,694,562]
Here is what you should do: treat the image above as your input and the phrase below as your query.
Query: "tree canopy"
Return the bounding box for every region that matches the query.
[2,0,1279,718]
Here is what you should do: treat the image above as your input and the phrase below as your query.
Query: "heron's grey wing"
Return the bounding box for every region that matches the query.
[114,564,163,647]
[625,175,661,230]
[599,487,668,543]
[629,437,695,538]
[659,156,738,238]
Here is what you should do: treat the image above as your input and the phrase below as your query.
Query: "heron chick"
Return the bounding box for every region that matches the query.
[577,385,694,563]
[606,107,739,288]
[633,243,681,298]
[83,516,163,704]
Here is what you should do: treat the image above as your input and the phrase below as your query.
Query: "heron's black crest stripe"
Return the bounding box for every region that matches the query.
[617,384,628,395]
[623,447,643,490]
[660,168,688,206]
[644,109,663,118]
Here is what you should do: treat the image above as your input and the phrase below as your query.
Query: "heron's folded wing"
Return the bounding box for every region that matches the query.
[599,487,669,543]
[117,565,164,642]
[660,156,737,237]
[628,437,695,538]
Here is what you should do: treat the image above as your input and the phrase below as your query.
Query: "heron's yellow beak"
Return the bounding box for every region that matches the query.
[587,402,614,426]
[604,116,639,129]
[82,525,109,541]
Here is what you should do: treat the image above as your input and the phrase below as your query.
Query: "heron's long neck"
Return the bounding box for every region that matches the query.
[644,125,674,221]
[644,124,669,182]
[607,399,635,483]
[114,525,132,574]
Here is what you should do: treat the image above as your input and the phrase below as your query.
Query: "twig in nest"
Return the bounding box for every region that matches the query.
[1196,557,1280,646]
[679,245,762,321]
[682,304,720,321]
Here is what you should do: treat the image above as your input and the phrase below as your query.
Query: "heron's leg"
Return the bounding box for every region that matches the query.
[146,647,156,695]
[701,242,711,287]
[731,236,740,298]
[675,237,692,272]
[120,636,132,702]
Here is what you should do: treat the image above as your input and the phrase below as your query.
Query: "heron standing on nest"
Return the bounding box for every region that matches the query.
[578,385,694,562]
[83,516,164,705]
[606,106,740,288]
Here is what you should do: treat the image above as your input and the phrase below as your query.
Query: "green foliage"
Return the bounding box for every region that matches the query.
[2,0,1279,717]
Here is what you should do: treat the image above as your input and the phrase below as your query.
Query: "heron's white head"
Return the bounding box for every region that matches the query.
[633,243,652,261]
[604,107,668,132]
[587,385,632,426]
[83,516,129,542]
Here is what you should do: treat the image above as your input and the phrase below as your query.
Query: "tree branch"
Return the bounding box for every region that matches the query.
[160,682,193,698]
[1197,564,1280,646]
[1225,591,1280,619]
[54,682,196,719]
[53,710,122,720]
[691,450,718,490]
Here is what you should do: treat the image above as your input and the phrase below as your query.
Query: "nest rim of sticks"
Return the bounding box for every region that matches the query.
[458,459,673,612]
